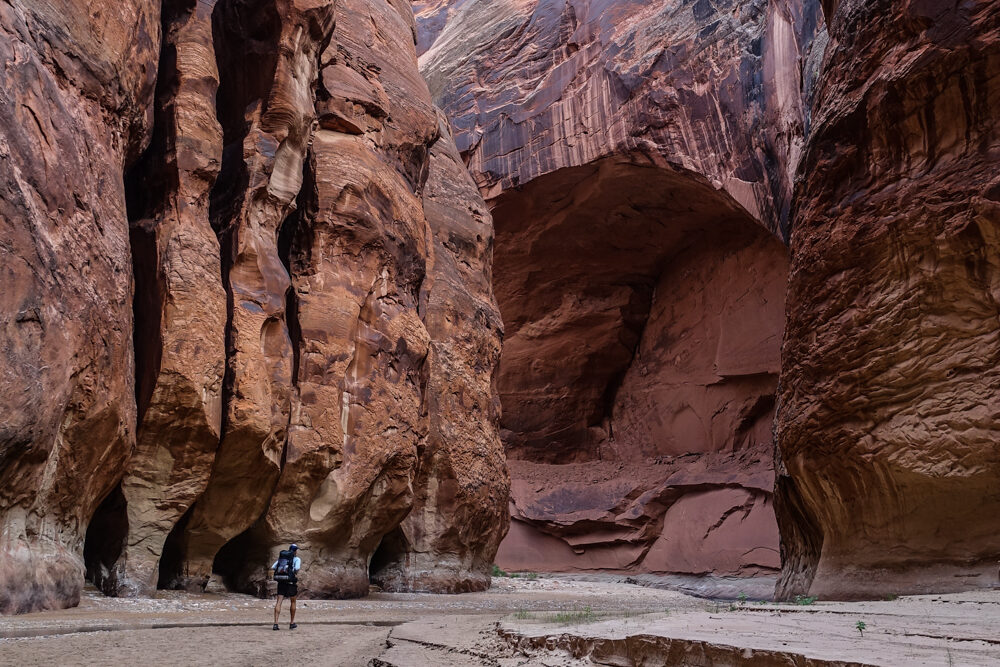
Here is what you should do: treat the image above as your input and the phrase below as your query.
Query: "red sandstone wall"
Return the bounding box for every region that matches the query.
[0,0,508,614]
[776,0,1000,600]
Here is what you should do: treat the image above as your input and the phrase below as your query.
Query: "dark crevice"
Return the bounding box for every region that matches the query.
[274,147,317,475]
[127,222,162,424]
[84,482,128,596]
[157,503,194,590]
[278,153,314,392]
[208,0,284,445]
[212,520,272,596]
[124,0,192,426]
[735,394,777,442]
[369,525,410,585]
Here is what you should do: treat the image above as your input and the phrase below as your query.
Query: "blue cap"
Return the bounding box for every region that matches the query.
[289,543,299,551]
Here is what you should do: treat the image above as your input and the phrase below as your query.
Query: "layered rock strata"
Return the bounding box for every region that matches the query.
[0,0,507,613]
[418,0,825,237]
[418,0,822,579]
[0,0,160,615]
[775,0,1000,599]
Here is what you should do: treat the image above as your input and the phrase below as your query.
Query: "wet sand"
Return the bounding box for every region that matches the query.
[1,578,997,666]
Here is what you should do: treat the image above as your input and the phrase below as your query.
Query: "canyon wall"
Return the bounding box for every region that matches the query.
[418,0,823,584]
[0,0,507,614]
[0,0,160,615]
[5,0,998,615]
[775,0,1000,599]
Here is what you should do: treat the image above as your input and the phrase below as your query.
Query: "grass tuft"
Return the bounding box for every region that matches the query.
[549,606,598,624]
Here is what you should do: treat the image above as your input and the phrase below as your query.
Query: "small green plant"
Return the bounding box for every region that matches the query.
[794,594,818,606]
[513,609,533,620]
[737,592,748,606]
[491,564,508,577]
[525,572,539,580]
[550,606,597,624]
[884,594,899,601]
[509,572,521,578]
[855,620,866,637]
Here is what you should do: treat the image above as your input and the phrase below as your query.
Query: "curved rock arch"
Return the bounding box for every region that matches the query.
[489,154,788,585]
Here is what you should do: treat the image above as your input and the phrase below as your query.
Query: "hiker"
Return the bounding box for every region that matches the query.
[271,543,301,630]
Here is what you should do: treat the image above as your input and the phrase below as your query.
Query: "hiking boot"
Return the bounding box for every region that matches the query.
[289,623,298,630]
[273,624,279,631]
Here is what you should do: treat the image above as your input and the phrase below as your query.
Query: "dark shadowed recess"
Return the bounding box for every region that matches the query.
[83,483,128,596]
[212,522,272,596]
[490,155,790,465]
[157,505,193,589]
[369,526,411,586]
[124,0,193,426]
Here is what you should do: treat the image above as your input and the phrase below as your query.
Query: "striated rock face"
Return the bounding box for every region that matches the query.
[419,0,822,580]
[418,0,825,237]
[1,0,507,613]
[0,0,160,614]
[775,0,1000,599]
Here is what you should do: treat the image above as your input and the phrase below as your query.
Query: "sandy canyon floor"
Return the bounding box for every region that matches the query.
[0,578,997,666]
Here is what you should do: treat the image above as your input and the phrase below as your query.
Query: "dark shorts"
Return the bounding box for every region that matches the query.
[276,581,298,598]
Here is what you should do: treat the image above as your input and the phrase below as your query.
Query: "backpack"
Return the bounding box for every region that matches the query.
[273,550,295,582]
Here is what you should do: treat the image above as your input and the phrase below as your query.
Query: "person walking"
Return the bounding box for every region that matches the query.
[271,543,301,630]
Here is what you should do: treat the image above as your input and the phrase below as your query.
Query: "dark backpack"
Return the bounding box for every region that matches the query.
[273,550,295,582]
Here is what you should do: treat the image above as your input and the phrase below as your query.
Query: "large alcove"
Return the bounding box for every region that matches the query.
[489,156,788,591]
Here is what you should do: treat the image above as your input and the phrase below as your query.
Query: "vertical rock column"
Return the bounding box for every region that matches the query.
[777,0,1000,599]
[371,113,509,593]
[170,0,336,589]
[0,0,159,613]
[252,0,440,598]
[107,0,228,598]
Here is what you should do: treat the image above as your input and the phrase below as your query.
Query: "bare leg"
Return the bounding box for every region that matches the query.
[274,595,284,624]
[289,597,296,624]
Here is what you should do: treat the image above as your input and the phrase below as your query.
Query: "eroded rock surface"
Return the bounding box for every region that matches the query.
[1,0,507,613]
[775,0,1000,599]
[372,112,509,594]
[419,0,820,579]
[0,0,160,614]
[162,0,508,600]
[418,0,825,236]
[110,0,228,599]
